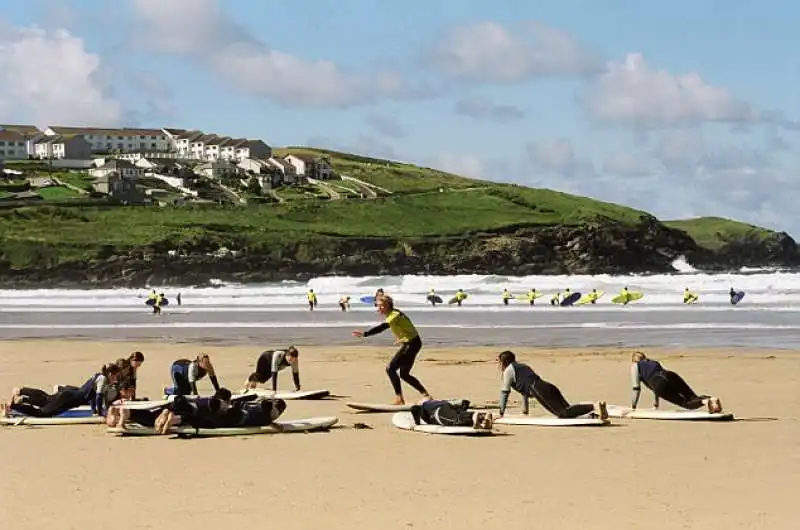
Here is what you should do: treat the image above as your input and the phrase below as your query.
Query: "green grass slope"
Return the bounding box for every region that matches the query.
[664,217,778,250]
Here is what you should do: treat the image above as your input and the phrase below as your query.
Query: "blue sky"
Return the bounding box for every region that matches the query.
[1,0,799,233]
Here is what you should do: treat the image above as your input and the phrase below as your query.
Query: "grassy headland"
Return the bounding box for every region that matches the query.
[664,217,777,250]
[0,148,786,271]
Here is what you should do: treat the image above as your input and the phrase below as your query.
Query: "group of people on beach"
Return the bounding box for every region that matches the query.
[2,290,724,433]
[352,292,724,431]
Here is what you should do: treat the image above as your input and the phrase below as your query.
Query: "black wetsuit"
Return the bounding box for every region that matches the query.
[168,359,220,396]
[632,359,709,410]
[253,350,300,391]
[411,399,473,427]
[12,374,108,417]
[499,362,594,418]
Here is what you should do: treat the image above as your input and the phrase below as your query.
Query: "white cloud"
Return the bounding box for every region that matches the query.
[0,22,123,126]
[581,53,762,127]
[454,96,526,123]
[130,0,424,108]
[427,152,485,178]
[601,153,654,177]
[526,138,597,179]
[426,21,602,82]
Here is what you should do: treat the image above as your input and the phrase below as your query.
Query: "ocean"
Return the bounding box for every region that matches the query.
[1,258,799,349]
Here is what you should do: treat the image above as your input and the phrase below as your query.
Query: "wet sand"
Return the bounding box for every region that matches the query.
[0,340,797,530]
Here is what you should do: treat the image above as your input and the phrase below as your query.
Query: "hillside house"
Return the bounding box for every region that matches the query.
[34,135,92,160]
[283,154,334,180]
[0,130,29,160]
[89,159,143,180]
[194,160,240,179]
[92,173,147,203]
[44,126,171,153]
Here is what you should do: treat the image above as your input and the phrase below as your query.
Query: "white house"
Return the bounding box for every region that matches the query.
[0,130,30,160]
[44,126,171,153]
[194,160,239,179]
[1,124,44,157]
[88,159,143,180]
[34,135,92,160]
[283,154,334,180]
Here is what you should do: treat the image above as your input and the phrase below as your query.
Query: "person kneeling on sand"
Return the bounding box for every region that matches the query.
[630,352,722,413]
[411,399,494,430]
[497,350,608,420]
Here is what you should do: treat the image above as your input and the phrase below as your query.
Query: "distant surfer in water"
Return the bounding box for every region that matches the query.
[496,350,608,420]
[164,354,221,397]
[619,286,632,304]
[244,347,301,392]
[502,289,513,305]
[307,289,318,311]
[411,399,494,430]
[352,295,432,405]
[630,352,722,413]
[427,289,439,306]
[1,364,122,418]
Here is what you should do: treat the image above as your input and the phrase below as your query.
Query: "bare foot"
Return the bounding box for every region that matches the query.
[391,396,405,406]
[594,401,609,420]
[0,402,8,418]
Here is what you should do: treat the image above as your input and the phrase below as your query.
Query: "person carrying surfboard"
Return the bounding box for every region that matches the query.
[307,289,318,311]
[410,399,494,430]
[244,347,301,393]
[496,351,608,420]
[526,289,538,305]
[683,288,698,304]
[427,289,439,306]
[352,295,432,406]
[502,289,513,306]
[619,286,631,305]
[630,352,722,413]
[452,289,467,306]
[164,354,221,397]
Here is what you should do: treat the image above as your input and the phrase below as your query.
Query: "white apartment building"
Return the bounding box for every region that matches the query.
[0,131,30,160]
[44,126,171,153]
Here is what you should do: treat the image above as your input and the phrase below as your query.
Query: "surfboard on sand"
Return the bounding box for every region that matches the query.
[426,294,444,304]
[391,412,495,436]
[360,296,376,305]
[108,416,339,437]
[560,292,582,306]
[611,292,644,304]
[731,291,745,305]
[1,407,105,426]
[494,414,610,427]
[347,402,413,412]
[577,291,604,304]
[240,389,330,400]
[606,405,733,421]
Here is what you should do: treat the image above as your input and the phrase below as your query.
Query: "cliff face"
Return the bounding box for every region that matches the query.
[0,216,797,288]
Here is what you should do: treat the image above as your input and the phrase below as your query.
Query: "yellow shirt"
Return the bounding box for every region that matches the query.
[385,309,419,343]
[307,293,317,302]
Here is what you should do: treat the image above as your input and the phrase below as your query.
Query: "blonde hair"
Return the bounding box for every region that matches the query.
[379,295,394,309]
[631,351,646,362]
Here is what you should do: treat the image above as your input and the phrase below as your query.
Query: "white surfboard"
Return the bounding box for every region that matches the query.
[391,412,495,436]
[1,410,105,426]
[107,416,339,437]
[606,405,734,421]
[347,402,413,412]
[239,389,330,400]
[494,414,610,427]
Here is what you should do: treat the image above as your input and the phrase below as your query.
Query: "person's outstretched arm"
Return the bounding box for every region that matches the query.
[498,366,515,416]
[291,363,301,391]
[363,322,389,337]
[630,363,642,409]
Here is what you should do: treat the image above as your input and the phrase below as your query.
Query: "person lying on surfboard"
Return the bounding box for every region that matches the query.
[164,354,220,397]
[630,352,722,413]
[496,351,608,420]
[243,347,301,393]
[155,390,286,433]
[352,295,432,406]
[0,364,122,419]
[410,399,494,430]
[106,381,176,430]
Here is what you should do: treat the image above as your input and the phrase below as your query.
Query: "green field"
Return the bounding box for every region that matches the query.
[0,148,783,269]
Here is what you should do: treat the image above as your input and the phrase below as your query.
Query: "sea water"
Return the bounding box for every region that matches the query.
[1,258,799,348]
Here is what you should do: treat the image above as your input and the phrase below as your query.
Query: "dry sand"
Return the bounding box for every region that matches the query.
[0,340,797,530]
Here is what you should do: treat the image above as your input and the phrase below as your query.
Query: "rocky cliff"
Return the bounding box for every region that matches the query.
[2,215,798,288]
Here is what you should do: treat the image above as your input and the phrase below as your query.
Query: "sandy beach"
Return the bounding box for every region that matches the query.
[0,340,797,530]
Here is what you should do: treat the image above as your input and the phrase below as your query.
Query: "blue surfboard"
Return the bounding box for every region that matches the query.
[731,291,745,305]
[10,408,94,419]
[560,292,582,306]
[360,296,376,305]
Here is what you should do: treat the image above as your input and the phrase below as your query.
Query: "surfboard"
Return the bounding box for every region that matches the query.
[426,295,444,304]
[447,293,468,304]
[494,414,610,427]
[239,389,330,400]
[108,416,339,437]
[1,407,105,426]
[515,292,544,301]
[346,402,413,412]
[684,294,699,304]
[606,405,733,421]
[611,292,644,304]
[360,296,376,305]
[391,411,495,436]
[577,291,604,305]
[731,291,745,305]
[560,292,582,306]
[145,298,169,306]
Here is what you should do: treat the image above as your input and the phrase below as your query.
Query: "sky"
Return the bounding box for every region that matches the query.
[1,0,798,234]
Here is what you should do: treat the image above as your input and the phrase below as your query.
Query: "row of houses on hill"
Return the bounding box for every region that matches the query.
[0,124,273,164]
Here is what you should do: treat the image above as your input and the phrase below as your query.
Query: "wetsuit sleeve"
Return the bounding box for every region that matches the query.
[292,371,300,390]
[271,371,279,392]
[499,366,514,415]
[93,375,107,415]
[209,375,220,392]
[521,394,530,415]
[630,363,642,409]
[363,322,390,337]
[270,352,284,391]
